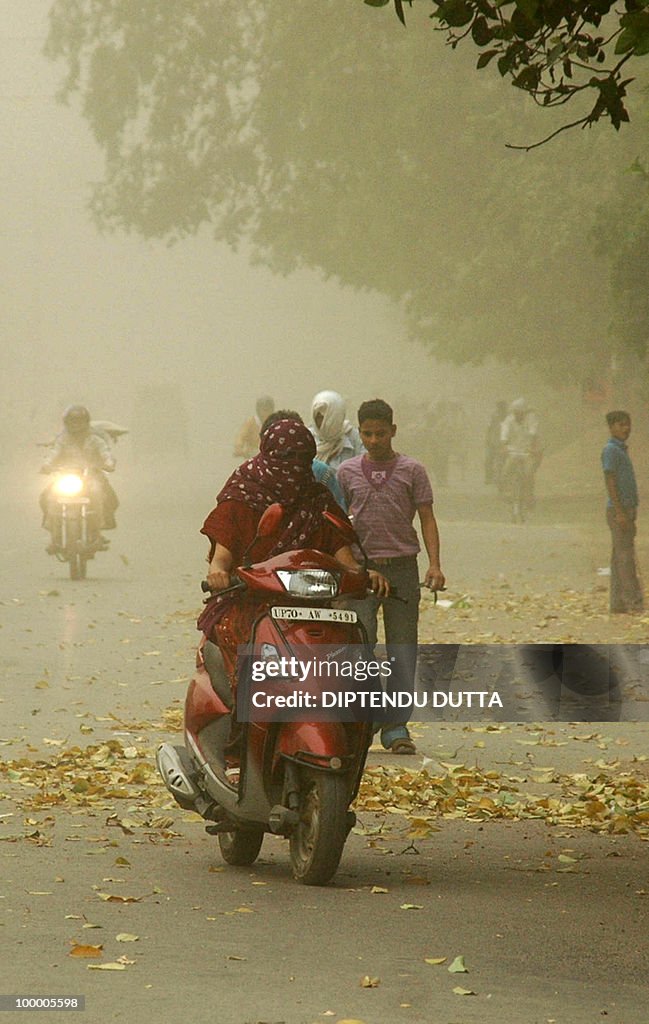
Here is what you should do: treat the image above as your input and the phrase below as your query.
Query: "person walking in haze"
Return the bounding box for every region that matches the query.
[337,399,446,755]
[601,410,644,614]
[309,390,364,470]
[233,396,275,459]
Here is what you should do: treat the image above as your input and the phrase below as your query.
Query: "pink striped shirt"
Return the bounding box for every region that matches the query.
[337,454,433,559]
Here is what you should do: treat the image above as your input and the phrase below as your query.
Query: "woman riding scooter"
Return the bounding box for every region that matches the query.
[198,416,388,722]
[158,415,389,884]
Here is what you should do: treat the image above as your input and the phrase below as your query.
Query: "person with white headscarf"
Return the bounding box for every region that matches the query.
[309,390,365,471]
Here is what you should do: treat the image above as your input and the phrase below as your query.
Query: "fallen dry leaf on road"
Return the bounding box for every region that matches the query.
[97,893,142,903]
[448,955,468,973]
[360,976,380,988]
[69,943,103,958]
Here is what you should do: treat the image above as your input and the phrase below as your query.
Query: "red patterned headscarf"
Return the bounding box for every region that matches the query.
[216,418,339,556]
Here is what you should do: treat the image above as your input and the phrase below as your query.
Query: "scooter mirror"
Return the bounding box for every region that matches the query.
[323,510,368,571]
[322,510,357,546]
[257,502,284,537]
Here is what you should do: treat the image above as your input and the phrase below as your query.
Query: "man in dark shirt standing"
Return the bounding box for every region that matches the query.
[601,410,643,614]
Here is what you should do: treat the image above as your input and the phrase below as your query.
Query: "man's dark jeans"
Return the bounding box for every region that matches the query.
[352,555,420,742]
[607,507,643,614]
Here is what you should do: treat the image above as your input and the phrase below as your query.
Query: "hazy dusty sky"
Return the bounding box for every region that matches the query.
[3,0,638,494]
[3,1,555,473]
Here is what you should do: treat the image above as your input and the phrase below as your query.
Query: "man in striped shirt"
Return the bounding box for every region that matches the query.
[337,399,446,754]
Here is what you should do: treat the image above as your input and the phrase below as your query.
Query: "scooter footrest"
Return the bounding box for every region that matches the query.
[205,821,235,835]
[205,819,260,835]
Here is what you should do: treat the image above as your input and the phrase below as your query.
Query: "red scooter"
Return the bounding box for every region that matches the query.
[157,505,374,885]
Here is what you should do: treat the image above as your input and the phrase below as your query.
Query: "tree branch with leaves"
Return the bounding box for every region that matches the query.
[369,0,649,142]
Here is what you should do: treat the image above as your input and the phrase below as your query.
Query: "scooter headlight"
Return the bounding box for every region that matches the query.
[276,570,339,598]
[53,474,84,497]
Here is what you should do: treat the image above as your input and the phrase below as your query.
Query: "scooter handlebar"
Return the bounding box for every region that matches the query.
[201,579,245,597]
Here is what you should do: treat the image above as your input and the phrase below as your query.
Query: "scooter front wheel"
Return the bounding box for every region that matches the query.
[218,827,264,866]
[289,770,348,886]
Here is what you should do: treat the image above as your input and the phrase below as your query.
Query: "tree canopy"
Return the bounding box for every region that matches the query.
[371,0,649,144]
[44,2,645,375]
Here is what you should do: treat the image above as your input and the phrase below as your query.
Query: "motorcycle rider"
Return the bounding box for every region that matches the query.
[198,416,388,758]
[40,405,118,548]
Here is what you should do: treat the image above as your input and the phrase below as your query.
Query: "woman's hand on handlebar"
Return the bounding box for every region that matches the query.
[205,568,231,592]
[368,569,390,599]
[206,542,235,592]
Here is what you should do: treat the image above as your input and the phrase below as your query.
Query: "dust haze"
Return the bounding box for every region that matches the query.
[2,11,649,1020]
[1,1,646,583]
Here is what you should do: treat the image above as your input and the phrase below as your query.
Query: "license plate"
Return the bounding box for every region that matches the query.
[270,606,357,624]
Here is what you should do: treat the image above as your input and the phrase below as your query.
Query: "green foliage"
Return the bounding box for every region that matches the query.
[44,1,641,377]
[382,0,649,142]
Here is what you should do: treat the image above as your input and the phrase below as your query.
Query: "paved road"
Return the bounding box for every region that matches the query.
[1,484,648,1024]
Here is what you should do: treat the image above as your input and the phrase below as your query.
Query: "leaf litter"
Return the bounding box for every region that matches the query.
[0,709,647,844]
[355,761,649,839]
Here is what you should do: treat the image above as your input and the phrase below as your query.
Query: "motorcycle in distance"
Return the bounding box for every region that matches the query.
[157,504,378,886]
[43,469,106,580]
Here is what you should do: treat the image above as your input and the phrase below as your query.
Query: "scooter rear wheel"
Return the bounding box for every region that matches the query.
[289,770,348,886]
[218,827,264,866]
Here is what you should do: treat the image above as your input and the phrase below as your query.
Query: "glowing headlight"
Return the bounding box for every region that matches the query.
[276,570,338,598]
[53,474,84,497]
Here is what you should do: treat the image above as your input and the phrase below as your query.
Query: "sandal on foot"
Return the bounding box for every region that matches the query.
[389,737,416,755]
